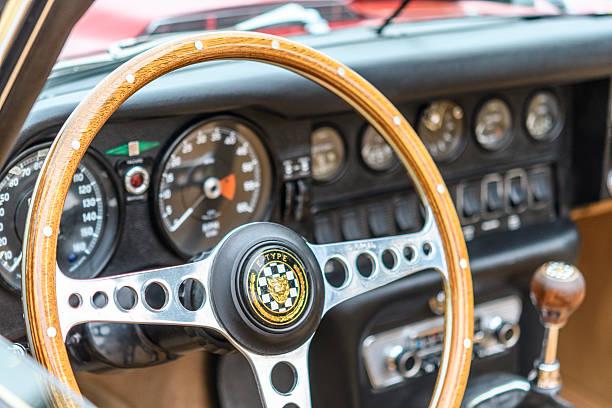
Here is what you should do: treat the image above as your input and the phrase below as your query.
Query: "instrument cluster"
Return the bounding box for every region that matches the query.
[0,89,564,292]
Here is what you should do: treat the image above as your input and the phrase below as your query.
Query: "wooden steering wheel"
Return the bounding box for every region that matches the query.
[22,32,473,407]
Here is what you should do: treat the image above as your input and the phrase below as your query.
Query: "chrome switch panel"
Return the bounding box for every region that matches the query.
[361,295,522,390]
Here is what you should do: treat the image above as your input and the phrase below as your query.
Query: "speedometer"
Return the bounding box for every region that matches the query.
[156,118,272,257]
[0,145,120,292]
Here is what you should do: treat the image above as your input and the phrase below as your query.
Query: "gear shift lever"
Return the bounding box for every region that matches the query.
[529,262,585,394]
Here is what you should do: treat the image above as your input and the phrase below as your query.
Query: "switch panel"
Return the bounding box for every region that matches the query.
[361,296,522,391]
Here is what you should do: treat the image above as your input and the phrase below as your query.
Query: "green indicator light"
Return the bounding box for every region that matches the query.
[105,141,160,156]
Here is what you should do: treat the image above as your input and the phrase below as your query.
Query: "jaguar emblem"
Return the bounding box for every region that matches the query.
[267,275,291,304]
[243,247,310,327]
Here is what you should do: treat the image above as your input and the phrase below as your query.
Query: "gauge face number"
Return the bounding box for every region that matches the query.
[157,120,272,256]
[475,98,513,151]
[0,147,119,291]
[525,91,562,141]
[311,126,345,182]
[418,100,465,162]
[361,125,398,171]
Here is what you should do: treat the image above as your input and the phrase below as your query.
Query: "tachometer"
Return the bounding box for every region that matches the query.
[0,146,120,292]
[418,100,465,162]
[156,118,272,256]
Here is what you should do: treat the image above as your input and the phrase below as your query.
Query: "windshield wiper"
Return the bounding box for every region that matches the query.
[377,0,413,35]
[235,3,330,35]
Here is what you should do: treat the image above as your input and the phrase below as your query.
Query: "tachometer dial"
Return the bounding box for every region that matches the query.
[311,126,345,182]
[0,146,120,292]
[525,91,562,141]
[360,125,398,172]
[156,118,272,256]
[474,98,513,151]
[418,100,465,162]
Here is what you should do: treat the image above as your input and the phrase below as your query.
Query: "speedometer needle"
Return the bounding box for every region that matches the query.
[169,194,205,232]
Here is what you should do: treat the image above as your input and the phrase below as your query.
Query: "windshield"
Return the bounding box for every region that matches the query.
[59,0,612,60]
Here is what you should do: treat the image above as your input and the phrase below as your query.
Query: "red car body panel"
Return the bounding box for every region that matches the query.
[60,0,605,60]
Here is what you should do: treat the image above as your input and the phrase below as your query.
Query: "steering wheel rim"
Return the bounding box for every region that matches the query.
[22,32,473,407]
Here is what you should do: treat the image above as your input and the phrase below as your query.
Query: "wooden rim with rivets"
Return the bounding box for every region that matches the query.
[23,32,473,407]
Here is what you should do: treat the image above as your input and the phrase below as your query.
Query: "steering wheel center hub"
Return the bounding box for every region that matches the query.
[239,246,312,330]
[210,222,324,354]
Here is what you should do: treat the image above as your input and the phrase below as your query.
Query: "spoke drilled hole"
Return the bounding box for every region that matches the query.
[324,258,348,288]
[92,291,108,309]
[116,286,137,311]
[403,245,417,263]
[356,253,375,278]
[381,249,397,270]
[68,293,82,309]
[423,242,434,257]
[283,404,300,408]
[144,282,168,310]
[178,278,206,311]
[271,362,297,395]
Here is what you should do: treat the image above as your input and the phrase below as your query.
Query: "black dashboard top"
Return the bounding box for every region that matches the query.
[19,15,612,143]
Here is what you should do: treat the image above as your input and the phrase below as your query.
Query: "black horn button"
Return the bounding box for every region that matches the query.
[239,246,311,331]
[210,223,324,354]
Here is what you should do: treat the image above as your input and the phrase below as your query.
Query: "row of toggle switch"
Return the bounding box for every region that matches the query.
[312,165,555,244]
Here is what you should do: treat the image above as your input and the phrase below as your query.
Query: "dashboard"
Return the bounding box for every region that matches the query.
[2,14,612,408]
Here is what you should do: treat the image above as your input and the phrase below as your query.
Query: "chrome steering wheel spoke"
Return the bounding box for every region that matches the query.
[54,256,222,341]
[238,339,313,408]
[53,215,447,408]
[309,208,447,315]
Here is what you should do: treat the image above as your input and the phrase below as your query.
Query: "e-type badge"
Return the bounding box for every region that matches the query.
[245,248,309,327]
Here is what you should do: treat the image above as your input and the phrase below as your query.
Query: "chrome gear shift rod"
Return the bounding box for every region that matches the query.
[528,262,585,395]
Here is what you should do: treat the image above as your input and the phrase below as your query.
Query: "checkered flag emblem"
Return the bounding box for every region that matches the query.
[258,262,300,313]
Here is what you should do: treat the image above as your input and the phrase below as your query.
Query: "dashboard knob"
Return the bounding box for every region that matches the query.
[530,262,585,327]
[387,346,421,378]
[496,322,520,348]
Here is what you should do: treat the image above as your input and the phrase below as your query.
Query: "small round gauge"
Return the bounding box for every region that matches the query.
[474,98,513,151]
[418,100,465,162]
[156,118,272,257]
[525,91,562,141]
[311,126,345,182]
[360,125,398,172]
[0,146,120,292]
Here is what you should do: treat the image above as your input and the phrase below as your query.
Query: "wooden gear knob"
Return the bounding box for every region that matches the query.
[530,262,586,327]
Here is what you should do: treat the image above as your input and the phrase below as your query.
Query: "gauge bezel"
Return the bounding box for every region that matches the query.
[358,123,400,173]
[473,96,514,152]
[523,89,564,143]
[416,99,467,163]
[0,142,123,293]
[152,116,275,259]
[310,124,347,184]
